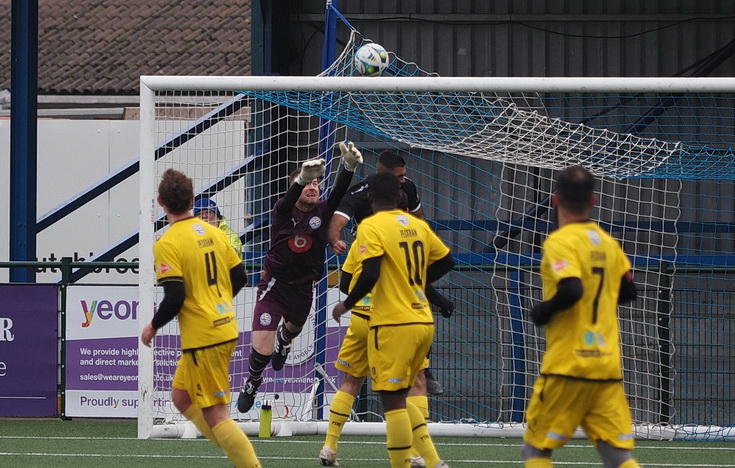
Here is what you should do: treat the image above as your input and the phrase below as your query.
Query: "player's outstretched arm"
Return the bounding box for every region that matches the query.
[339,141,363,172]
[276,158,327,215]
[296,158,326,185]
[327,143,362,212]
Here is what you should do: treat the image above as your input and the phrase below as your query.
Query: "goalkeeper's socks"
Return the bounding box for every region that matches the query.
[247,349,271,381]
[385,408,413,468]
[183,405,218,446]
[212,418,262,468]
[525,457,553,468]
[406,400,441,468]
[324,390,355,451]
[276,323,299,346]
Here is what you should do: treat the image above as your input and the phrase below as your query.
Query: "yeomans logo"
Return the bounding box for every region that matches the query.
[81,298,139,327]
[66,286,141,340]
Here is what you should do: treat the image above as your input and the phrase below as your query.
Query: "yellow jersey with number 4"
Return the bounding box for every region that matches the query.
[354,209,450,327]
[154,217,242,350]
[539,221,632,381]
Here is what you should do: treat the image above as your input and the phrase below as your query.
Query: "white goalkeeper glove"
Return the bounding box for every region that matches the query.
[295,158,326,185]
[339,141,363,172]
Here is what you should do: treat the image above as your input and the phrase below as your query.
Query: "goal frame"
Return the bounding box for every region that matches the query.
[138,75,735,440]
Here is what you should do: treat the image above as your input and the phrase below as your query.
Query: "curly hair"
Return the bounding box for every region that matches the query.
[158,168,194,215]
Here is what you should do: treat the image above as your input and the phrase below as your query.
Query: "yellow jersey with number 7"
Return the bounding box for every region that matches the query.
[539,221,632,381]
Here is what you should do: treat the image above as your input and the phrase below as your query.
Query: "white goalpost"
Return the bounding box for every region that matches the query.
[138,72,735,442]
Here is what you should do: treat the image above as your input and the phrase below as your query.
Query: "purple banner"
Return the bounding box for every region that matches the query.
[66,336,138,391]
[0,284,58,417]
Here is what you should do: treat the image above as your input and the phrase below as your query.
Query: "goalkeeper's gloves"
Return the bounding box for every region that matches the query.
[339,141,363,172]
[296,158,326,185]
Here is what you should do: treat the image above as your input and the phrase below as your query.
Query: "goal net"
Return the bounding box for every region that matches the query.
[138,33,735,441]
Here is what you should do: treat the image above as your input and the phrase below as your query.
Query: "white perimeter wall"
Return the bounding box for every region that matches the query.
[1,120,141,284]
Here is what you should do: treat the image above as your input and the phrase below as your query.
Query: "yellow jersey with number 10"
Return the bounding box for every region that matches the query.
[354,209,450,327]
[539,221,632,381]
[154,217,242,350]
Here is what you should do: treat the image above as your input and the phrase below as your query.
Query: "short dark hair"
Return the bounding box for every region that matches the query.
[158,168,193,215]
[377,150,406,169]
[368,172,401,206]
[555,165,595,215]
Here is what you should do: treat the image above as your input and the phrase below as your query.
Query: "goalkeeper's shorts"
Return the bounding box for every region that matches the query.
[252,275,313,330]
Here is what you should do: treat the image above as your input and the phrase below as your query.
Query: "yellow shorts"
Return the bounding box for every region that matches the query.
[172,340,236,408]
[523,375,636,450]
[335,312,370,378]
[368,323,434,392]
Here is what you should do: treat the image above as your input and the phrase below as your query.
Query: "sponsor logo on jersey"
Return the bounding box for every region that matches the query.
[552,260,569,273]
[260,312,272,327]
[309,216,322,229]
[397,214,409,226]
[193,223,206,235]
[288,233,313,253]
[157,263,172,274]
[587,229,602,246]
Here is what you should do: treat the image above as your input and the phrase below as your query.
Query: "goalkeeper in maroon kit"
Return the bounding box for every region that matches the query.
[237,142,363,413]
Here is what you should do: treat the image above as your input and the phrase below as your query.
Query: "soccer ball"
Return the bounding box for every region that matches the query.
[354,43,389,77]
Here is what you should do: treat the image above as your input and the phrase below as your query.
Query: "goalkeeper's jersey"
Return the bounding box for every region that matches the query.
[354,209,450,327]
[343,241,372,315]
[154,217,241,350]
[539,221,632,381]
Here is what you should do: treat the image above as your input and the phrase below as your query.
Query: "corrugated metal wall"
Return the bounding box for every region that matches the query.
[290,1,735,78]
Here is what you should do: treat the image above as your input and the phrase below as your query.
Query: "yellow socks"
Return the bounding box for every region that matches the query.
[385,408,412,468]
[183,405,218,446]
[324,390,355,451]
[618,459,642,468]
[406,395,429,421]
[525,457,553,468]
[212,419,261,468]
[406,400,440,467]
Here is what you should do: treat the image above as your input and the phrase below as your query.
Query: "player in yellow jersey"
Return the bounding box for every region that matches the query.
[140,169,261,468]
[332,172,455,468]
[320,195,451,468]
[521,166,641,468]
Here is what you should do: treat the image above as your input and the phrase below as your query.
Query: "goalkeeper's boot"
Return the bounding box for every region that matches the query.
[318,446,339,466]
[432,462,449,468]
[271,325,292,371]
[237,378,260,413]
[410,455,426,467]
[424,369,444,396]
